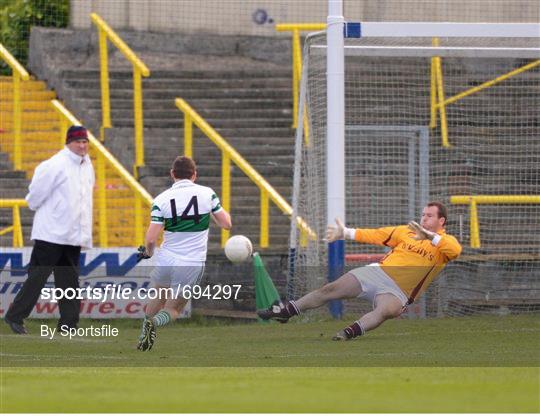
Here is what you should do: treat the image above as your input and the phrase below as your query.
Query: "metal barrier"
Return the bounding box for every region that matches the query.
[90,13,150,178]
[0,43,30,171]
[0,199,27,247]
[430,38,540,148]
[52,99,153,247]
[450,195,540,248]
[176,98,315,248]
[276,26,540,149]
[276,23,324,144]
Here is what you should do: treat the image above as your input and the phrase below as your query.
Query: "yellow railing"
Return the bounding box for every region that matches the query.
[0,199,27,247]
[276,23,324,144]
[0,43,30,171]
[430,39,540,148]
[276,27,540,149]
[51,99,153,247]
[450,195,540,248]
[90,13,150,178]
[176,98,315,248]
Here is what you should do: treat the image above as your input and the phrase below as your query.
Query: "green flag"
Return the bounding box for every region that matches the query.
[253,252,280,313]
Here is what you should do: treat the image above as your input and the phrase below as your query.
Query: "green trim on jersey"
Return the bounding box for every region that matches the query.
[151,216,164,223]
[151,204,161,213]
[212,203,222,212]
[164,213,211,232]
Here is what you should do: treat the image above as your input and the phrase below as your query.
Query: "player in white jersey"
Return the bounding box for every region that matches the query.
[137,156,231,351]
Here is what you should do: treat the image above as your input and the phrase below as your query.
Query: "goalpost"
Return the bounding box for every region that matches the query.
[289,14,540,318]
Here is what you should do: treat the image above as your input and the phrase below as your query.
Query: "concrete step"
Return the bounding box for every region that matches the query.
[141,176,293,191]
[60,69,292,80]
[110,117,293,129]
[139,163,293,179]
[0,130,60,142]
[0,77,47,91]
[0,101,53,111]
[75,88,291,100]
[0,90,56,101]
[0,110,58,123]
[142,137,296,150]
[65,77,292,90]
[145,146,294,161]
[108,127,293,139]
[0,178,29,192]
[0,121,60,131]
[0,170,26,179]
[76,98,292,111]
[103,107,293,120]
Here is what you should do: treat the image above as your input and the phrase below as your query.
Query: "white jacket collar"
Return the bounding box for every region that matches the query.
[62,147,89,164]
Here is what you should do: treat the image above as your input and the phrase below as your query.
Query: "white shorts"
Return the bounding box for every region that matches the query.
[150,249,205,291]
[350,264,409,309]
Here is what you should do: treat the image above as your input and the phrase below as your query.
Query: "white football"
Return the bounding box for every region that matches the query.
[224,235,253,263]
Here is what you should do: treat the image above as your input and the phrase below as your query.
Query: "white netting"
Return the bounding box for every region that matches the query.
[289,31,540,317]
[68,1,540,36]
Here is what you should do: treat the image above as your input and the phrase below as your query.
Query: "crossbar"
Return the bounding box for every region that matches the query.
[311,45,540,59]
[359,22,540,38]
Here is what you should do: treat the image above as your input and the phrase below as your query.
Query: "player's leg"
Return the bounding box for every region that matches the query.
[257,272,362,322]
[138,265,204,351]
[151,296,189,328]
[144,285,168,317]
[149,265,203,329]
[54,245,82,330]
[333,293,403,340]
[137,258,172,351]
[137,284,169,351]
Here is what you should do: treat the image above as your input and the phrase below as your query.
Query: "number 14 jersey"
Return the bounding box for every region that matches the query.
[150,179,222,262]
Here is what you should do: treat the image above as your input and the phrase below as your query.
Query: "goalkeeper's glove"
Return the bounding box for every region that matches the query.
[407,221,437,241]
[136,245,152,263]
[326,218,356,242]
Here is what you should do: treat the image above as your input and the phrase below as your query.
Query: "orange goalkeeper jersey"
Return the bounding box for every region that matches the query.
[353,225,462,303]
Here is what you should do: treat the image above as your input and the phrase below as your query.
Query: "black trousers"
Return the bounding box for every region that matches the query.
[6,240,82,328]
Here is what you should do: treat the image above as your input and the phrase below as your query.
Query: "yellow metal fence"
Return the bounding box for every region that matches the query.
[0,43,30,171]
[176,98,315,248]
[450,195,540,248]
[90,13,150,178]
[0,199,27,247]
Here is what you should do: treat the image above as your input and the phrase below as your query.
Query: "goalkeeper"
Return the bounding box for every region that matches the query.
[136,156,231,351]
[258,202,462,340]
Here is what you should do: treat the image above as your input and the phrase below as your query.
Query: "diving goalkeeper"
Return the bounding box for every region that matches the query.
[258,202,462,340]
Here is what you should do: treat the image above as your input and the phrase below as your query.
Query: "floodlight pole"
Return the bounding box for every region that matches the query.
[327,0,345,318]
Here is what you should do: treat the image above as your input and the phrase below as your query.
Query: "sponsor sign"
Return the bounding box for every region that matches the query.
[0,248,190,319]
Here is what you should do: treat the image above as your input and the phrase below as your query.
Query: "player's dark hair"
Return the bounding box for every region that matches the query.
[427,201,448,226]
[172,156,196,180]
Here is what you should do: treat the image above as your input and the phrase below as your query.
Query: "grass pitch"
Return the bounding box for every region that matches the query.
[1,314,539,412]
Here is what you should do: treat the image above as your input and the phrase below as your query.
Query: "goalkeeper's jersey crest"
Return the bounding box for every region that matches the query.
[150,180,222,262]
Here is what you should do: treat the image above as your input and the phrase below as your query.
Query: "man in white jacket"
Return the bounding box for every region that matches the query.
[4,126,95,334]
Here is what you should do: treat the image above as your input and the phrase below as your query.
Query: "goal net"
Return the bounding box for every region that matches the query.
[289,26,540,317]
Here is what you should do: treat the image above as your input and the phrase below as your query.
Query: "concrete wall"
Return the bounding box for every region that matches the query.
[70,0,539,36]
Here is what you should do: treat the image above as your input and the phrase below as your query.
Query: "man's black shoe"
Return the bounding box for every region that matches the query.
[257,301,291,324]
[4,317,28,334]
